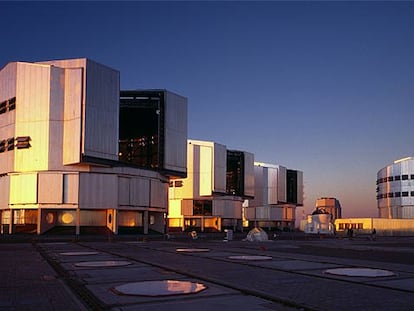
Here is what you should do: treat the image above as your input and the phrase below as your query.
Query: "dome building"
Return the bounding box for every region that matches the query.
[377,157,414,219]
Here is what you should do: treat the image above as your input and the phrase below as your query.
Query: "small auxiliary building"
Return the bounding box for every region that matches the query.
[0,58,187,235]
[168,140,254,232]
[244,162,303,230]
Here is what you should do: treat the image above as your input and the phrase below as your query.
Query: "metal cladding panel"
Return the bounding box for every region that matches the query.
[296,170,304,206]
[39,58,119,162]
[63,68,83,165]
[15,63,52,171]
[129,177,150,207]
[255,206,270,220]
[38,172,63,204]
[10,173,37,204]
[151,179,168,208]
[63,173,79,204]
[181,199,193,216]
[213,142,226,193]
[213,199,241,218]
[83,60,119,161]
[267,166,279,205]
[278,165,287,202]
[199,145,213,196]
[243,151,255,197]
[0,175,10,208]
[0,63,17,168]
[79,173,118,209]
[48,66,65,169]
[118,177,130,205]
[164,91,187,175]
[270,206,283,220]
[250,165,264,207]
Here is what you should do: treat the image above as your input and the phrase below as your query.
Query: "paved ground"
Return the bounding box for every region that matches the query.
[1,234,414,310]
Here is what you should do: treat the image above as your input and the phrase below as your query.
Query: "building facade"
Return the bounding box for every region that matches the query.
[168,139,254,232]
[377,157,414,219]
[315,197,342,220]
[244,162,303,230]
[0,58,187,235]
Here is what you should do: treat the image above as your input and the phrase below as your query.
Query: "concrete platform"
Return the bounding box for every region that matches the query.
[2,235,414,310]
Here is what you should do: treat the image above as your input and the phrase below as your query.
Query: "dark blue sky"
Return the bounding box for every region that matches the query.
[2,1,414,218]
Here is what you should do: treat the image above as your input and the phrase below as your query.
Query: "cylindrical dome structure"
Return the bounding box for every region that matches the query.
[377,157,414,218]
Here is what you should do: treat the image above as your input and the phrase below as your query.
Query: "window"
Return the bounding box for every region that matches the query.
[395,192,401,197]
[388,176,394,182]
[402,191,409,197]
[402,175,409,180]
[174,180,183,187]
[0,101,6,114]
[193,200,212,216]
[387,192,394,198]
[395,176,401,181]
[8,97,16,110]
[411,175,414,180]
[6,138,14,151]
[15,136,31,149]
[411,191,414,197]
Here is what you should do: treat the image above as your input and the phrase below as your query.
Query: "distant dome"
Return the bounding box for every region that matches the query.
[246,227,269,242]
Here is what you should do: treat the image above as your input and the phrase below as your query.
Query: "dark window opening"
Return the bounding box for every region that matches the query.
[286,170,298,204]
[388,176,394,182]
[0,101,6,114]
[387,192,394,198]
[119,91,164,170]
[402,175,409,180]
[193,200,212,216]
[395,192,401,197]
[226,151,244,196]
[395,176,401,181]
[411,191,414,197]
[174,180,183,187]
[402,191,409,197]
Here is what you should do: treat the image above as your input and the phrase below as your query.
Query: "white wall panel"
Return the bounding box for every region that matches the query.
[150,179,167,208]
[0,63,17,175]
[278,166,287,202]
[0,175,10,208]
[10,173,37,204]
[38,172,63,204]
[15,63,51,171]
[129,177,150,207]
[199,145,213,196]
[79,173,117,209]
[243,151,255,197]
[118,177,130,206]
[213,142,226,193]
[164,91,187,174]
[267,167,279,205]
[83,60,119,160]
[63,68,83,165]
[63,173,78,204]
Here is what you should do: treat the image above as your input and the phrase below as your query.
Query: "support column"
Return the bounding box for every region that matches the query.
[143,210,149,234]
[37,208,42,235]
[9,210,14,234]
[113,209,118,235]
[75,209,80,235]
[201,217,204,232]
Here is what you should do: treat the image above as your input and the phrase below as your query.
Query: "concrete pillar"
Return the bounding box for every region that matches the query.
[75,208,80,235]
[37,208,42,235]
[9,210,14,234]
[143,210,149,234]
[201,217,204,232]
[113,209,118,235]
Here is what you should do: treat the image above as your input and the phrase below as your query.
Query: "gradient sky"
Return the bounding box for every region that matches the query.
[1,1,414,220]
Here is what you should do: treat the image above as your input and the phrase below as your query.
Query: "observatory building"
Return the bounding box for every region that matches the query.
[0,58,187,235]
